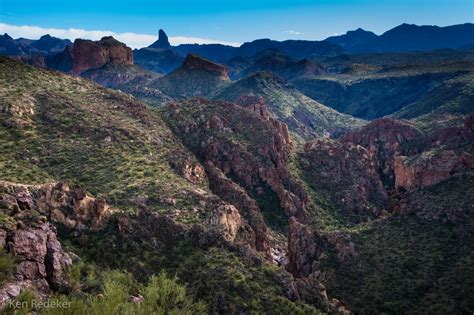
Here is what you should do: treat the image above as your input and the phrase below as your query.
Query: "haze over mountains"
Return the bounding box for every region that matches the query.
[0,21,473,314]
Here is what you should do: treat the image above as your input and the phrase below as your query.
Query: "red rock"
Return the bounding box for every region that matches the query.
[301,138,388,221]
[182,54,228,79]
[72,36,133,74]
[0,181,114,230]
[0,222,73,307]
[394,150,474,190]
[342,118,423,188]
[286,217,323,278]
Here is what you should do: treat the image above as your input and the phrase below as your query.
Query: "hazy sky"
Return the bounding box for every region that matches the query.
[0,0,472,47]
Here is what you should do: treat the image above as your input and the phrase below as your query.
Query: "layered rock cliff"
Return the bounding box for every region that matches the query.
[72,36,133,74]
[342,118,424,188]
[394,150,474,190]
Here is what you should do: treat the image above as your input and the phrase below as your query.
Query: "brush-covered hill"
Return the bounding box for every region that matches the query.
[0,56,199,213]
[81,62,173,106]
[150,54,231,99]
[215,71,364,139]
[292,60,474,120]
[236,49,325,80]
[0,56,335,313]
[391,71,474,129]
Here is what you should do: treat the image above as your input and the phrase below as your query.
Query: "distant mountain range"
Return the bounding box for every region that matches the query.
[326,23,474,53]
[0,33,71,55]
[2,23,473,74]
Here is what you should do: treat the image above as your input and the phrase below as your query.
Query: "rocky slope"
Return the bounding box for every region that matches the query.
[299,138,389,222]
[0,57,334,313]
[0,181,100,306]
[288,113,474,313]
[215,71,364,139]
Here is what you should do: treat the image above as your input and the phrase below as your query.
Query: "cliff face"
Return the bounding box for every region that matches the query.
[0,223,73,306]
[394,151,474,190]
[342,118,423,189]
[183,54,229,78]
[391,114,474,191]
[301,138,389,222]
[72,36,133,74]
[164,98,309,253]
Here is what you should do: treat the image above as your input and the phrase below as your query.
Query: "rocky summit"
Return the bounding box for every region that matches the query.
[72,36,133,74]
[0,19,473,315]
[149,29,172,49]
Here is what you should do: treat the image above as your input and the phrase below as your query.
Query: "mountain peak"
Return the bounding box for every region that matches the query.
[183,54,228,76]
[149,29,171,49]
[39,34,52,40]
[1,33,13,40]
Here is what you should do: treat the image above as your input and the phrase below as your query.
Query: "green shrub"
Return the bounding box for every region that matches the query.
[43,270,207,315]
[0,250,15,286]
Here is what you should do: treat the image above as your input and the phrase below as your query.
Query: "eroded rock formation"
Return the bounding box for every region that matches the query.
[342,118,423,188]
[0,223,73,306]
[0,181,114,230]
[394,150,474,190]
[183,54,229,79]
[301,138,389,221]
[72,36,133,74]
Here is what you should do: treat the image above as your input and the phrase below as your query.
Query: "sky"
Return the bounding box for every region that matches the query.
[0,0,472,48]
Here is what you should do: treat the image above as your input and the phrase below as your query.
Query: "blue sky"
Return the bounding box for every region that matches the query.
[0,0,472,47]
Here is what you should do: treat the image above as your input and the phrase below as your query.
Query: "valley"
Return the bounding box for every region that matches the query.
[0,21,473,314]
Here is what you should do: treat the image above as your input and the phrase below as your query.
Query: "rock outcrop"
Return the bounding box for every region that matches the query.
[72,36,133,74]
[0,181,114,230]
[301,138,389,221]
[0,222,73,307]
[394,150,474,190]
[148,29,172,49]
[205,162,269,252]
[286,217,325,278]
[169,158,207,185]
[208,204,243,242]
[286,217,350,313]
[342,118,423,188]
[235,95,292,146]
[183,54,229,79]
